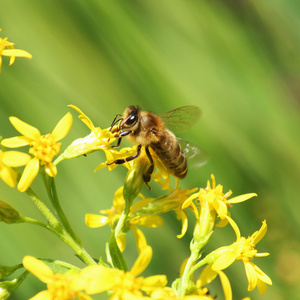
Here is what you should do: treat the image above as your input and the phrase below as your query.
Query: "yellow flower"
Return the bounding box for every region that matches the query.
[206,220,272,294]
[85,187,164,253]
[81,246,167,299]
[137,187,198,238]
[22,256,93,300]
[182,175,256,227]
[0,29,32,71]
[55,105,116,165]
[0,150,30,188]
[1,113,72,192]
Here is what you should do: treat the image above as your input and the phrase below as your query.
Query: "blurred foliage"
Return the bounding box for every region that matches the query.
[0,0,300,299]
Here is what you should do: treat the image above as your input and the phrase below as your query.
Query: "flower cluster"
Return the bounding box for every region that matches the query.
[0,103,272,300]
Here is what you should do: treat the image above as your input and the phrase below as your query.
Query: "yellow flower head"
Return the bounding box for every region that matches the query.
[86,187,164,253]
[207,220,272,294]
[1,113,72,192]
[81,246,167,298]
[183,175,256,226]
[136,187,198,238]
[23,256,92,300]
[55,105,116,165]
[0,29,32,72]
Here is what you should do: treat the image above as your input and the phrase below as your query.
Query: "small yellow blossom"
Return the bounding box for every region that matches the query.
[205,220,272,294]
[55,105,116,165]
[1,113,72,192]
[182,174,256,227]
[0,150,31,188]
[137,187,198,238]
[86,187,164,252]
[22,256,93,300]
[0,29,32,71]
[81,246,167,299]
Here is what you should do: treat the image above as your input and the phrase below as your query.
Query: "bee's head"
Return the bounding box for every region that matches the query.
[119,106,141,131]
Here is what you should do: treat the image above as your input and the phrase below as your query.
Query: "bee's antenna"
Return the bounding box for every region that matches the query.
[109,114,122,131]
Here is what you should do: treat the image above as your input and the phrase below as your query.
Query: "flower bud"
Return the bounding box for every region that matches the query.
[0,200,22,224]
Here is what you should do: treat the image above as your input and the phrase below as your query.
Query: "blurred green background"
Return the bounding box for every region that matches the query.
[1,0,300,299]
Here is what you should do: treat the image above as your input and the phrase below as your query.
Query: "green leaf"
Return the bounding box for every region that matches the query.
[108,232,127,272]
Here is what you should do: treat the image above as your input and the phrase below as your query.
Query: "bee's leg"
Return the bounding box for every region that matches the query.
[111,130,131,148]
[107,144,142,165]
[143,146,154,189]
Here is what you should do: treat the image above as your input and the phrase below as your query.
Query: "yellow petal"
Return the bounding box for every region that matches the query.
[132,227,148,254]
[9,117,40,140]
[2,151,31,167]
[252,220,267,245]
[117,235,126,252]
[29,290,51,300]
[228,193,257,204]
[225,215,240,240]
[198,265,218,286]
[134,215,164,227]
[2,48,32,59]
[253,263,272,286]
[81,265,119,294]
[176,210,188,239]
[1,165,17,188]
[23,256,53,283]
[68,105,95,131]
[1,136,30,147]
[212,250,236,271]
[141,275,168,292]
[244,261,257,291]
[45,163,57,177]
[85,214,109,228]
[51,112,73,141]
[218,271,232,300]
[17,157,39,192]
[131,245,152,277]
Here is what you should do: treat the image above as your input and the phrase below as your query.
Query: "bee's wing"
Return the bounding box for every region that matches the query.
[178,138,208,168]
[159,105,202,134]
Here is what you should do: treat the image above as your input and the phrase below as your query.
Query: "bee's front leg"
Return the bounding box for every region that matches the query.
[107,144,142,165]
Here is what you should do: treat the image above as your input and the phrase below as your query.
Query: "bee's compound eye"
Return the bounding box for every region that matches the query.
[126,114,137,126]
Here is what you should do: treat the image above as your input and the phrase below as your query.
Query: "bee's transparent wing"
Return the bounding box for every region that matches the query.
[159,105,202,134]
[178,138,208,168]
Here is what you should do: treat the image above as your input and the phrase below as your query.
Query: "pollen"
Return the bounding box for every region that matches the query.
[29,134,61,164]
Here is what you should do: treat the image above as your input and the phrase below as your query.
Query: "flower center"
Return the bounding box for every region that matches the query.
[47,274,76,300]
[29,134,61,164]
[236,237,257,262]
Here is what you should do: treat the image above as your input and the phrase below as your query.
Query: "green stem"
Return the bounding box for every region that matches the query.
[41,170,81,245]
[25,187,96,265]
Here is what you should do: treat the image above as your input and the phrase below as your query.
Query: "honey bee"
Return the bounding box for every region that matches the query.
[108,105,205,187]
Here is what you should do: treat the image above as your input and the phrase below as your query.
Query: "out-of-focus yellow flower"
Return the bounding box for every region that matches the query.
[0,29,32,71]
[203,220,272,295]
[182,174,256,227]
[81,246,167,299]
[1,113,72,192]
[86,187,163,253]
[22,256,93,300]
[0,150,31,188]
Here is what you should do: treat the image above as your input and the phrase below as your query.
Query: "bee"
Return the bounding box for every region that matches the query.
[108,105,205,188]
